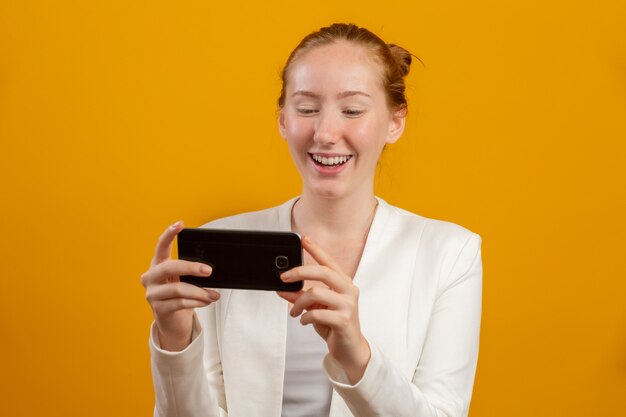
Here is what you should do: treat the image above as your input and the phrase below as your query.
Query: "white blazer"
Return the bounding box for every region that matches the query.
[149,197,482,417]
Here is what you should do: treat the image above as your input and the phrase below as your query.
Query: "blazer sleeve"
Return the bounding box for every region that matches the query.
[324,233,483,417]
[149,306,228,417]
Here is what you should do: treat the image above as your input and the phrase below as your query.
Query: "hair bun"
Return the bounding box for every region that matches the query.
[388,43,412,77]
[278,24,413,112]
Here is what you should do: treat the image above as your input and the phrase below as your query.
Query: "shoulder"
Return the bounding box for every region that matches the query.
[383,200,480,249]
[381,200,482,282]
[199,197,297,231]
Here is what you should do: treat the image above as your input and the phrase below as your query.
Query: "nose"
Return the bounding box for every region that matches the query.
[313,111,340,145]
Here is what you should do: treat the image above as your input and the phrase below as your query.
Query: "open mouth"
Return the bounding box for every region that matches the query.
[308,153,352,167]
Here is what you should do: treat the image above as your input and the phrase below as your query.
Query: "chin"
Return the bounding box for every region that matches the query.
[305,180,353,200]
[311,186,342,199]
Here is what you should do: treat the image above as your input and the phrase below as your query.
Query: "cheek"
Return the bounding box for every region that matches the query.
[285,118,313,141]
[350,119,388,151]
[284,123,312,161]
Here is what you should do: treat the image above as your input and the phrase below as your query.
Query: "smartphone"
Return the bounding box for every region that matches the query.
[177,228,303,291]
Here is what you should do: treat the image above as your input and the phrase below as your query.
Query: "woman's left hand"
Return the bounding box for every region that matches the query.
[277,236,371,384]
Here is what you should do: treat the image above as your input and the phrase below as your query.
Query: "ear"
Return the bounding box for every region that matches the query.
[386,107,406,145]
[278,110,287,139]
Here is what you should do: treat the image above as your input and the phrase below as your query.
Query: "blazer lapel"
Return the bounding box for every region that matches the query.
[218,199,296,417]
[220,290,289,417]
[329,199,425,416]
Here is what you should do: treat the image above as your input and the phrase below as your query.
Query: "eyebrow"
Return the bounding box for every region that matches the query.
[291,90,371,99]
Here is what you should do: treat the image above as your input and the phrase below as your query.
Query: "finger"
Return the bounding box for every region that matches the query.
[156,259,212,281]
[142,259,211,286]
[152,298,214,316]
[146,282,219,303]
[276,290,304,304]
[290,286,343,317]
[301,236,344,273]
[281,265,353,294]
[300,308,344,328]
[151,221,185,266]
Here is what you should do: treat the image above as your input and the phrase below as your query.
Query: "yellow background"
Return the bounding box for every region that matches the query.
[1,0,625,415]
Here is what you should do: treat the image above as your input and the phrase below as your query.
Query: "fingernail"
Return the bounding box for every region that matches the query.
[290,308,296,317]
[171,221,180,229]
[201,265,212,274]
[209,292,220,301]
[280,272,290,281]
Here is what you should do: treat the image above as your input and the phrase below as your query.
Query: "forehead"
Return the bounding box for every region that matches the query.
[286,42,385,96]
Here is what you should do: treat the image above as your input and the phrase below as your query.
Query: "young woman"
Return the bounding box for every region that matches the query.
[141,23,482,417]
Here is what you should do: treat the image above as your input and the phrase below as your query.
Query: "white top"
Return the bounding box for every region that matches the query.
[281,315,332,417]
[149,196,482,417]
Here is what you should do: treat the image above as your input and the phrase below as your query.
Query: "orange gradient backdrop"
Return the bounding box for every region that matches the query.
[1,1,625,416]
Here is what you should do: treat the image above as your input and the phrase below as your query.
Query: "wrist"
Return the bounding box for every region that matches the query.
[337,336,371,384]
[156,319,195,352]
[157,328,193,352]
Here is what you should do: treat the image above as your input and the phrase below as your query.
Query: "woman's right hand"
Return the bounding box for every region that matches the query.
[141,221,220,352]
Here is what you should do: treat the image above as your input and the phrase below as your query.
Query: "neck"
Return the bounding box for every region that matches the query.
[291,188,378,241]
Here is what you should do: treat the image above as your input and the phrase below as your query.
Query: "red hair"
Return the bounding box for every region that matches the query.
[277,23,414,113]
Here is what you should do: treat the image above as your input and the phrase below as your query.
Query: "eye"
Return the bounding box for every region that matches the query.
[343,109,364,117]
[296,108,318,115]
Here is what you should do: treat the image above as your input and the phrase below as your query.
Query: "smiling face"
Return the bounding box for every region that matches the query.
[278,41,406,200]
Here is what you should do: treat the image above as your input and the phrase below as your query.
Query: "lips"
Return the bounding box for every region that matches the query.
[308,153,352,167]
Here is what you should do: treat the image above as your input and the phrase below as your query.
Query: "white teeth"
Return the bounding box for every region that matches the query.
[311,154,351,166]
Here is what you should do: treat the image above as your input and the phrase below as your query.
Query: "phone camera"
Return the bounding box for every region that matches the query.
[275,255,289,269]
